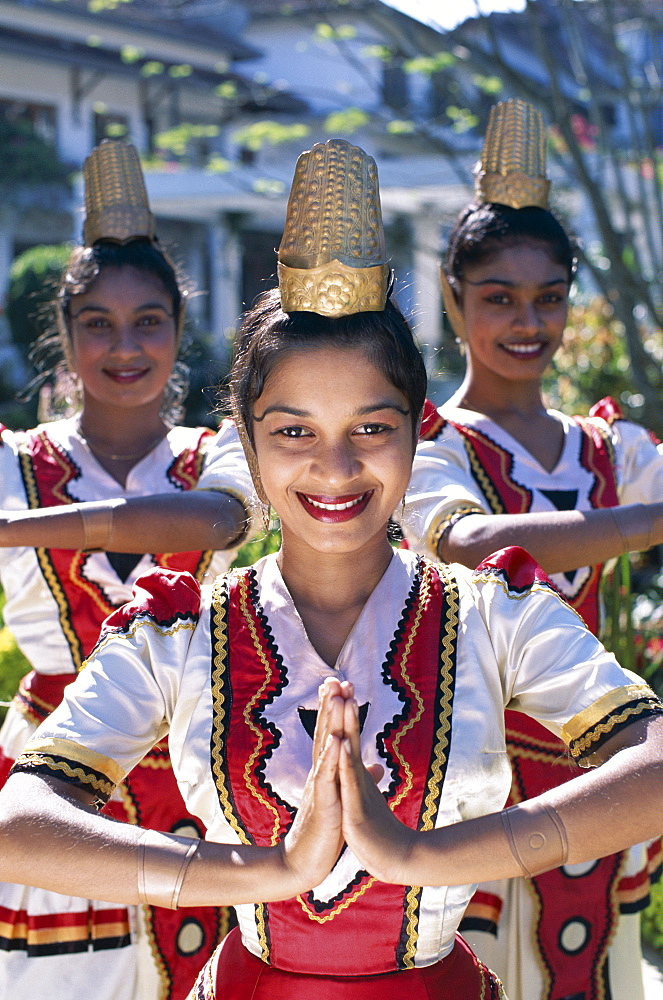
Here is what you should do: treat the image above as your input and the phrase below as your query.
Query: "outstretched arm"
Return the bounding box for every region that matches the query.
[0,690,344,907]
[0,491,249,554]
[339,694,663,887]
[441,504,662,574]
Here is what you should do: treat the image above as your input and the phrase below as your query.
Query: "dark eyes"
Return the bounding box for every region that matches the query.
[273,422,392,439]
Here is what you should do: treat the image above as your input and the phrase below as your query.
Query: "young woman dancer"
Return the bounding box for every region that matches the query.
[0,138,661,1000]
[402,99,663,999]
[0,140,253,1000]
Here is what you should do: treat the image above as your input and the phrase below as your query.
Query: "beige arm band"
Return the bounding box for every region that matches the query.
[610,503,654,555]
[501,801,569,878]
[137,829,200,909]
[79,502,119,551]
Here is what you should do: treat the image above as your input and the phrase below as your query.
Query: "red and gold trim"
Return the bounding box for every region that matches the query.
[16,428,215,668]
[0,904,131,956]
[11,736,123,804]
[562,683,663,761]
[209,559,460,976]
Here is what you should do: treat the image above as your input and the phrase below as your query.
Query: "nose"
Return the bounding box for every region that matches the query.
[108,322,142,357]
[311,438,362,488]
[512,300,542,335]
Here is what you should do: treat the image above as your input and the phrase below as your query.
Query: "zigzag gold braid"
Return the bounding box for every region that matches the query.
[462,437,505,515]
[142,901,171,1000]
[237,575,283,847]
[21,754,114,799]
[210,575,251,846]
[210,574,269,960]
[570,701,659,759]
[388,563,430,811]
[17,442,84,670]
[402,562,459,969]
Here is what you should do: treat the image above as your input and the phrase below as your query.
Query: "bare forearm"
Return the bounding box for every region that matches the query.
[443,503,663,573]
[0,775,307,907]
[0,492,248,554]
[388,718,663,888]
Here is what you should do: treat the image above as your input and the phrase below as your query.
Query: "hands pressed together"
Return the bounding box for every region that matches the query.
[281,677,417,892]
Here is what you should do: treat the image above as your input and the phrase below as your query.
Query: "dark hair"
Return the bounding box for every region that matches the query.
[58,239,185,329]
[229,288,427,446]
[446,203,577,284]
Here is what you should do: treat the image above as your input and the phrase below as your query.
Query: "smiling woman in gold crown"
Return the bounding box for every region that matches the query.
[401,98,663,1000]
[0,137,662,1000]
[0,139,256,1000]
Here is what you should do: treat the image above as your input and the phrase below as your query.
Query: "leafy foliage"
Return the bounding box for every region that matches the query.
[0,120,71,187]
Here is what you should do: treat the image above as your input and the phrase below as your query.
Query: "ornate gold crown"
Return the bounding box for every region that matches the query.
[474,98,550,210]
[82,139,156,246]
[277,138,390,316]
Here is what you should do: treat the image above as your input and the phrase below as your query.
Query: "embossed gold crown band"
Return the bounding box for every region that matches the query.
[474,98,550,210]
[278,138,390,316]
[83,139,156,247]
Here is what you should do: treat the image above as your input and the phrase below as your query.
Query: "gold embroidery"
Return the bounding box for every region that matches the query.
[462,438,505,515]
[237,574,283,846]
[20,735,125,785]
[569,700,661,759]
[388,563,430,813]
[562,683,655,745]
[84,617,196,666]
[402,561,458,968]
[296,876,377,924]
[210,574,252,845]
[16,753,114,798]
[142,903,172,1000]
[428,503,486,557]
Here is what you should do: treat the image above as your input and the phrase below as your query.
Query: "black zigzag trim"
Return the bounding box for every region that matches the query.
[210,573,248,842]
[245,570,296,824]
[10,754,113,806]
[302,865,372,915]
[454,422,532,516]
[376,567,422,800]
[570,700,663,762]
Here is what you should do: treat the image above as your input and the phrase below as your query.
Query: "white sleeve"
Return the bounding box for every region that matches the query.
[196,418,256,506]
[12,569,204,801]
[402,422,489,557]
[469,549,662,760]
[0,427,30,569]
[607,418,663,505]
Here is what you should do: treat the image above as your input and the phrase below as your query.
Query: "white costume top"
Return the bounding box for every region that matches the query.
[0,416,253,675]
[15,547,661,977]
[403,398,663,633]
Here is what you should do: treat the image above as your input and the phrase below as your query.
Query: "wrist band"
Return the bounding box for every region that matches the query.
[137,829,200,909]
[80,503,115,551]
[501,802,568,878]
[610,503,653,555]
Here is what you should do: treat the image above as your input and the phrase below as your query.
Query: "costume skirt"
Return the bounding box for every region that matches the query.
[187,926,506,999]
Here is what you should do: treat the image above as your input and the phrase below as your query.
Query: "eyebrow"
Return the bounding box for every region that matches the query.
[253,401,410,421]
[70,302,174,318]
[463,277,567,288]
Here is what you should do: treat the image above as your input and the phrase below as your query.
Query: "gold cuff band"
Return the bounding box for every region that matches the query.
[137,829,200,910]
[610,503,653,555]
[501,802,568,878]
[79,504,115,551]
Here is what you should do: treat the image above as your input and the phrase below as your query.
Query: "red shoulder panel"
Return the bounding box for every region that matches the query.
[475,545,556,592]
[0,423,7,443]
[588,396,624,423]
[419,398,446,441]
[101,568,202,631]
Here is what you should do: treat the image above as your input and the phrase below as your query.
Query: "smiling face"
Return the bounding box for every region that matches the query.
[251,345,414,560]
[458,241,569,389]
[67,265,178,418]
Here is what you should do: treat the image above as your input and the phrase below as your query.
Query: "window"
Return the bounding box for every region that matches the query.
[0,100,57,145]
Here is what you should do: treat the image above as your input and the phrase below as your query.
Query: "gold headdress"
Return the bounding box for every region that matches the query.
[277,138,390,316]
[442,98,550,339]
[474,98,550,210]
[82,139,156,246]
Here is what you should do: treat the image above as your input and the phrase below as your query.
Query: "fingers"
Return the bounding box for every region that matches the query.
[312,679,355,763]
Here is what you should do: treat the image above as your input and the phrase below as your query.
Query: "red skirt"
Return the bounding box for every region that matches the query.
[187,926,506,999]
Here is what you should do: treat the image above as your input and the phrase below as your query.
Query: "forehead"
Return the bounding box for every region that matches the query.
[255,344,403,407]
[465,240,567,278]
[73,266,172,304]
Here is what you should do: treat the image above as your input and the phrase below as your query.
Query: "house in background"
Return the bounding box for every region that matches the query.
[0,0,659,402]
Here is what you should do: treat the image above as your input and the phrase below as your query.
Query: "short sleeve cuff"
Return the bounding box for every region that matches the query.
[562,683,663,762]
[428,502,486,557]
[10,737,124,807]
